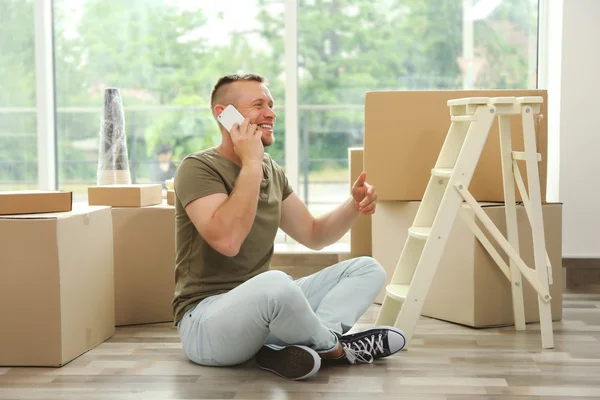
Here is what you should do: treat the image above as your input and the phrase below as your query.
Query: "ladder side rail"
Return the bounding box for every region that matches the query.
[395,104,498,344]
[498,114,527,331]
[512,159,553,284]
[413,121,471,228]
[520,103,554,349]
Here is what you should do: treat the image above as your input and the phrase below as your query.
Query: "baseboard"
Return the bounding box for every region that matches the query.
[563,258,600,292]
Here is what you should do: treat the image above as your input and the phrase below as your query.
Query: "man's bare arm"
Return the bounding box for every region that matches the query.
[280,171,377,250]
[184,118,264,256]
[280,193,360,250]
[185,164,262,256]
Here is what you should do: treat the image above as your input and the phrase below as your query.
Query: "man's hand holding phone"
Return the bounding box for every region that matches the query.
[218,104,264,168]
[230,117,264,168]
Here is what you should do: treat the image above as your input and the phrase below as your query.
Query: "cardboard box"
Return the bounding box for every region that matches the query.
[112,204,175,325]
[88,184,162,207]
[167,190,175,206]
[372,201,562,327]
[364,90,548,202]
[0,206,115,366]
[348,147,372,257]
[0,190,72,215]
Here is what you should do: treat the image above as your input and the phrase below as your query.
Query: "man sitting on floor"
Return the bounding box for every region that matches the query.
[173,73,406,380]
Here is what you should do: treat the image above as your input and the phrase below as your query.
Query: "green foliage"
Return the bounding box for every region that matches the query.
[144,95,220,162]
[0,0,37,183]
[0,0,538,185]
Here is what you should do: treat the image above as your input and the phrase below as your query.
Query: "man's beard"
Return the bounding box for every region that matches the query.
[261,133,274,147]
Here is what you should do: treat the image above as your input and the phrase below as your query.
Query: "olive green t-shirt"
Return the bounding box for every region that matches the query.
[172,147,293,324]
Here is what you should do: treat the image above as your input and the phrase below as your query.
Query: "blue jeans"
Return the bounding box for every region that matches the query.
[177,256,386,366]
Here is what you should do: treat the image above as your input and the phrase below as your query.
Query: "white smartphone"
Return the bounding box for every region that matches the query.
[217,104,245,133]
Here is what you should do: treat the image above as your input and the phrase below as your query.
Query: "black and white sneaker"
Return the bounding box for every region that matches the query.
[255,344,321,380]
[339,326,406,364]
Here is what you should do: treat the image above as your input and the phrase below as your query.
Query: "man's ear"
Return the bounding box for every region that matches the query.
[213,104,225,117]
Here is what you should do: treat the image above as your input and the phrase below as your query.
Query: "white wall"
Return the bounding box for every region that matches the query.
[539,0,561,203]
[552,0,600,257]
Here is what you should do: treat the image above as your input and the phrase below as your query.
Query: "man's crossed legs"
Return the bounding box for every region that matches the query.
[177,256,406,380]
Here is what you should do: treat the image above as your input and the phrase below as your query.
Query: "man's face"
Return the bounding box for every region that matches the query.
[158,151,172,163]
[227,80,277,147]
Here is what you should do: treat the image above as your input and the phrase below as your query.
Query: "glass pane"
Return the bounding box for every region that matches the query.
[53,0,285,202]
[0,0,37,190]
[296,0,539,215]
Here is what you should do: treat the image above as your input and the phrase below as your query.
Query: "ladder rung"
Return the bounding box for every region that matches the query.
[431,168,453,178]
[516,96,544,104]
[450,115,476,122]
[512,151,542,161]
[408,227,431,240]
[386,284,410,301]
[489,97,516,104]
[447,97,489,106]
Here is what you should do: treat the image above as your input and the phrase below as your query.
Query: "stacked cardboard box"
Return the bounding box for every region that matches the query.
[361,89,563,328]
[0,185,177,366]
[88,184,176,326]
[371,201,562,327]
[111,204,175,326]
[0,190,72,215]
[0,193,115,366]
[364,89,548,202]
[88,184,162,207]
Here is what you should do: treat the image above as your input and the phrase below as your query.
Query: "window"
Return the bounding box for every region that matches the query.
[0,1,37,190]
[294,0,539,216]
[31,0,538,227]
[53,0,285,201]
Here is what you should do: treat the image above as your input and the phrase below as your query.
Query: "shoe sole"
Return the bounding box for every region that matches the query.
[255,345,321,380]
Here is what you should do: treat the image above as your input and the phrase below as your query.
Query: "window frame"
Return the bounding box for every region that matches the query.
[34,0,57,190]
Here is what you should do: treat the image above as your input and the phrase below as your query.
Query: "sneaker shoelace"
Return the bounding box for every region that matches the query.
[341,334,384,364]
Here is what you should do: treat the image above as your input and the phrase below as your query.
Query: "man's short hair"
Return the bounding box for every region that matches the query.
[209,73,267,109]
[155,143,173,156]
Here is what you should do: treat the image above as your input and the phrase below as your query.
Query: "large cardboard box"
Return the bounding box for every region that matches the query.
[364,90,548,202]
[112,204,175,325]
[348,147,372,257]
[372,201,562,327]
[0,190,72,215]
[0,206,115,366]
[88,184,162,207]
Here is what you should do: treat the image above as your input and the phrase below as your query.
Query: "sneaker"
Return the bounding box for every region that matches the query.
[255,344,321,380]
[339,326,406,364]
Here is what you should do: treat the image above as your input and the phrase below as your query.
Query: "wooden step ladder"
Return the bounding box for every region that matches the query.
[375,96,554,349]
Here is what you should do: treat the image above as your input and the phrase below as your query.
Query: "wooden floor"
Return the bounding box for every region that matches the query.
[1,291,599,399]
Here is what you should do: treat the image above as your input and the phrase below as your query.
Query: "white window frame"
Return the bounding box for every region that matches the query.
[34,0,57,190]
[536,0,561,203]
[284,0,299,193]
[278,0,299,244]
